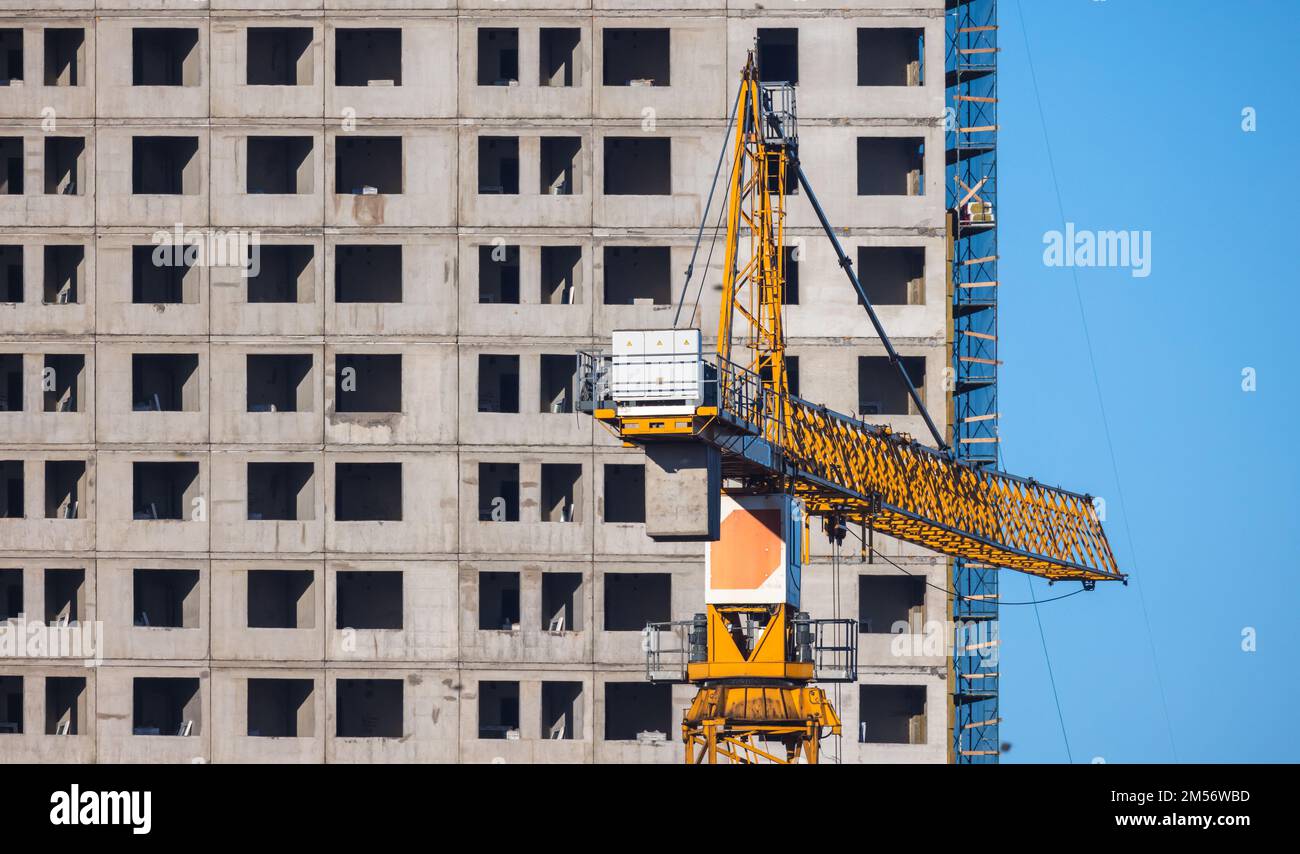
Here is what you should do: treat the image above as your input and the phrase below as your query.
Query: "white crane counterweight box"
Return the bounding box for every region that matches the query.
[611,328,702,414]
[705,494,805,607]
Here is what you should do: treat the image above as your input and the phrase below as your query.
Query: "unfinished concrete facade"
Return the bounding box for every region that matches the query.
[0,0,948,763]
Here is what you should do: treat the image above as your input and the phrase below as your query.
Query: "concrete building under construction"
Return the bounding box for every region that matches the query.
[0,0,1000,763]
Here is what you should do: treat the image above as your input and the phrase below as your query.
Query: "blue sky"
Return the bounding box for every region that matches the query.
[992,0,1299,763]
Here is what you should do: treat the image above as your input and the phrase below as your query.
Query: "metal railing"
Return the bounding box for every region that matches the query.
[574,350,610,413]
[802,617,859,683]
[642,614,859,685]
[643,618,704,684]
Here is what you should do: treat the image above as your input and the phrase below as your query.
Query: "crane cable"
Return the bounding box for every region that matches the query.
[831,535,844,764]
[1014,0,1177,762]
[687,187,732,332]
[673,85,742,330]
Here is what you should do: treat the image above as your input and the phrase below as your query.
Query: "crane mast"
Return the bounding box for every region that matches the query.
[717,63,790,413]
[577,54,1123,764]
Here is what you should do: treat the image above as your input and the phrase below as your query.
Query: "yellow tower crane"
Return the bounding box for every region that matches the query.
[577,55,1123,764]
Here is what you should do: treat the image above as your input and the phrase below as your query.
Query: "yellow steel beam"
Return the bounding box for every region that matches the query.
[781,395,1119,580]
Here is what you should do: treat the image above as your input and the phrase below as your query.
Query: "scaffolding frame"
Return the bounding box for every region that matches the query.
[947,0,1001,764]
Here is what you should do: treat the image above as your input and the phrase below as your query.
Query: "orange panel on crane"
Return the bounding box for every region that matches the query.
[706,494,804,607]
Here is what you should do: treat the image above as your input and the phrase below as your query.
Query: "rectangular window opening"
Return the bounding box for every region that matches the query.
[132,136,200,195]
[0,353,20,412]
[131,461,200,521]
[478,681,520,740]
[44,568,83,624]
[757,28,798,84]
[765,150,797,196]
[247,136,314,195]
[334,136,402,195]
[857,355,926,417]
[540,28,580,88]
[478,571,520,631]
[602,29,669,86]
[478,245,519,304]
[246,353,313,414]
[541,245,581,305]
[45,676,85,735]
[478,462,519,522]
[540,354,576,414]
[857,28,924,87]
[336,571,402,630]
[786,355,801,398]
[246,461,314,522]
[858,575,926,635]
[1,245,22,302]
[857,246,925,306]
[0,29,22,85]
[131,353,199,412]
[336,679,402,738]
[604,571,668,631]
[132,28,199,86]
[334,29,401,87]
[603,246,669,306]
[604,682,670,741]
[132,245,197,305]
[43,245,83,305]
[335,354,401,414]
[782,245,799,305]
[247,569,314,630]
[477,354,519,414]
[541,463,581,523]
[478,136,519,195]
[43,137,83,196]
[856,137,925,197]
[858,684,927,744]
[542,682,583,740]
[132,677,201,737]
[335,244,402,304]
[0,138,23,195]
[541,572,582,633]
[44,28,85,87]
[333,463,402,522]
[0,675,22,735]
[133,568,199,629]
[44,354,83,413]
[603,137,670,195]
[246,27,313,86]
[541,137,581,196]
[0,568,21,621]
[43,460,84,520]
[248,244,313,305]
[602,463,645,523]
[0,460,22,519]
[476,28,518,86]
[247,678,313,738]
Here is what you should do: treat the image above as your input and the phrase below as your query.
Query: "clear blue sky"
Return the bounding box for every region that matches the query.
[993,0,1299,763]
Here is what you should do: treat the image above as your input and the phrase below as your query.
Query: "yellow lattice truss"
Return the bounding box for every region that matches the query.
[683,685,841,764]
[717,59,789,442]
[782,398,1120,580]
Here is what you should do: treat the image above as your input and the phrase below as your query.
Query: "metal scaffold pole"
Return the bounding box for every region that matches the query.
[947,0,1002,764]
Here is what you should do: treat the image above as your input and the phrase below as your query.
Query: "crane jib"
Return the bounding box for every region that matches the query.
[706,368,1122,582]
